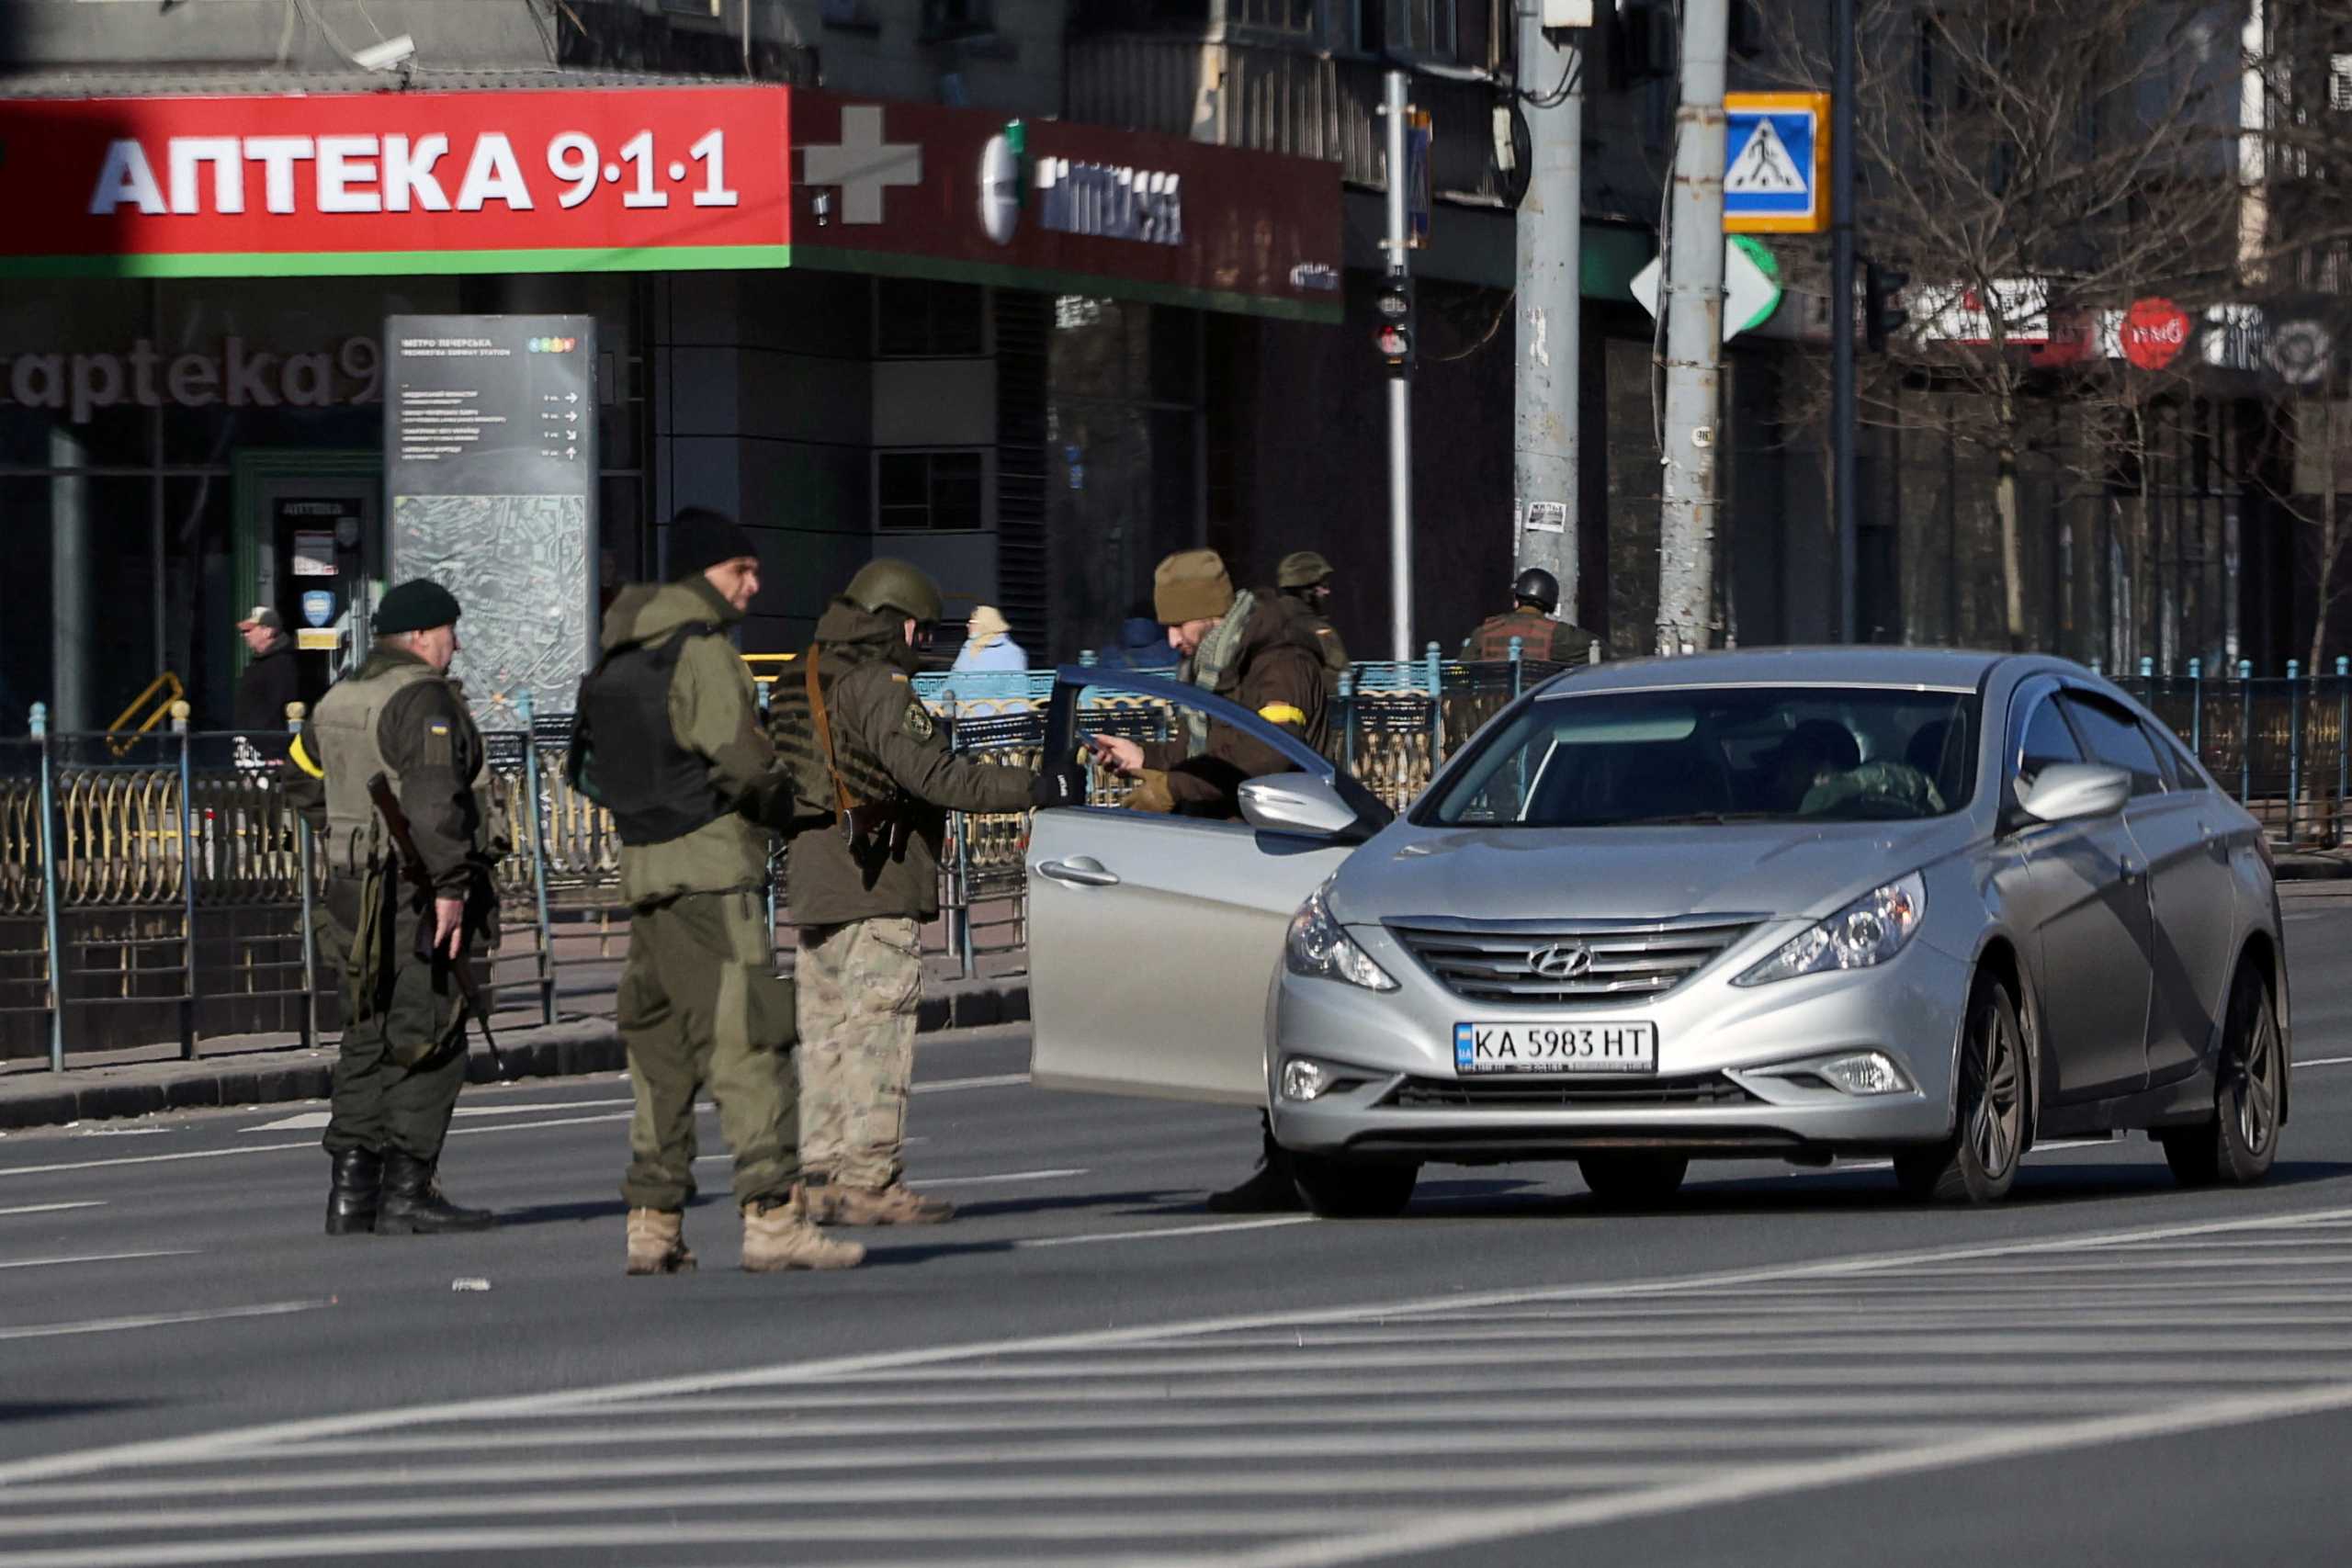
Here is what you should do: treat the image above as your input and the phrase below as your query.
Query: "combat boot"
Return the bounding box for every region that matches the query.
[376,1152,498,1235]
[741,1189,865,1272]
[815,1181,956,1226]
[324,1148,382,1236]
[625,1208,696,1276]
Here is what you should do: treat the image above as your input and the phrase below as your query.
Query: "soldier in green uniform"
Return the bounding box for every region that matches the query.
[284,581,498,1237]
[572,509,863,1276]
[1460,568,1598,665]
[1273,550,1350,677]
[769,559,1080,1227]
[1087,549,1334,1212]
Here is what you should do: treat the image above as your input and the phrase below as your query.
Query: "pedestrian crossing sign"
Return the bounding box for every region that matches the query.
[1723,92,1829,234]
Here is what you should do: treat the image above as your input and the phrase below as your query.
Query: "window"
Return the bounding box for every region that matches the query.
[876,450,986,532]
[2141,718,2210,794]
[1363,0,1453,58]
[875,278,987,358]
[1421,687,1978,828]
[2014,694,2083,790]
[2060,694,2165,796]
[919,0,996,43]
[1230,0,1317,36]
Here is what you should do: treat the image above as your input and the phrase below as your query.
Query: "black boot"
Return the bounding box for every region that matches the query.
[324,1149,383,1236]
[376,1151,497,1235]
[1205,1115,1304,1214]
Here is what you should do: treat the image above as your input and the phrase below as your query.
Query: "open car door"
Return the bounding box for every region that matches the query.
[1026,668,1393,1106]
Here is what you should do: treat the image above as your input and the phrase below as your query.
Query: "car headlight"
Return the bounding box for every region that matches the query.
[1284,885,1397,992]
[1736,873,1927,987]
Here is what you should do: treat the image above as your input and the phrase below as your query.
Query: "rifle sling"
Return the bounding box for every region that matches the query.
[806,650,860,820]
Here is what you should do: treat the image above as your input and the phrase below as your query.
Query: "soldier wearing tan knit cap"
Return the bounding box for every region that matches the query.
[1086,548,1334,1215]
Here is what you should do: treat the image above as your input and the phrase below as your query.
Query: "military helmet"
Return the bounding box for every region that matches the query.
[1511,566,1561,615]
[844,558,945,625]
[1277,550,1335,590]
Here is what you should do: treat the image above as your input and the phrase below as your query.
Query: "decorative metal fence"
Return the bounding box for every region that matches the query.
[6,649,2349,1071]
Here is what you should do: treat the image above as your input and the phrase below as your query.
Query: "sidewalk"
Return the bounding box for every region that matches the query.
[0,971,1030,1133]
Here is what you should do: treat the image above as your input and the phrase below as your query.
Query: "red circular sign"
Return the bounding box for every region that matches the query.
[2120,298,2191,370]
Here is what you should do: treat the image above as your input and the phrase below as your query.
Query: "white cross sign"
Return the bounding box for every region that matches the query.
[800,105,921,226]
[1723,93,1828,235]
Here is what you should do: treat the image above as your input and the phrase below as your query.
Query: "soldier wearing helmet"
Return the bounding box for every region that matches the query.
[1273,550,1350,677]
[1461,567,1599,665]
[769,558,1081,1227]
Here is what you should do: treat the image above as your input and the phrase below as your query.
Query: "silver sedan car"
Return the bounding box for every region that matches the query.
[1027,649,2288,1217]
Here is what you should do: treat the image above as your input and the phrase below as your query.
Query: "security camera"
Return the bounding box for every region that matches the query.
[352,35,416,73]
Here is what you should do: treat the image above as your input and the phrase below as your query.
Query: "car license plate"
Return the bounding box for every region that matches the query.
[1454,1021,1657,1074]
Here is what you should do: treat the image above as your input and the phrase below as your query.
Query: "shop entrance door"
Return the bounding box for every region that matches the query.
[233,451,380,716]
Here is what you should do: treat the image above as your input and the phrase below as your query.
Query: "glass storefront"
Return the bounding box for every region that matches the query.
[0,274,651,733]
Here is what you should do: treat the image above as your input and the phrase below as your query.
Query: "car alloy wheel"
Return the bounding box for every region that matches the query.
[2163,963,2282,1189]
[1894,972,2024,1205]
[1288,1154,1419,1219]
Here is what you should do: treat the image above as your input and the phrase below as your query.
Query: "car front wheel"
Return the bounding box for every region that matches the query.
[2162,962,2283,1189]
[1289,1154,1419,1219]
[1894,971,2026,1204]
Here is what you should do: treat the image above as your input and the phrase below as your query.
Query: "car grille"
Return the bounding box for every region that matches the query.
[1384,1072,1758,1110]
[1386,915,1762,1003]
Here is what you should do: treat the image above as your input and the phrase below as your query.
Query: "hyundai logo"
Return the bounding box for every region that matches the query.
[1528,942,1595,980]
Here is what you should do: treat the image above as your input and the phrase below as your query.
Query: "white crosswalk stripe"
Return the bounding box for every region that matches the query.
[5,1208,2352,1565]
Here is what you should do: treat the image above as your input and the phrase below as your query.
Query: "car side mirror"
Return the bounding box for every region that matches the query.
[1238,772,1363,839]
[2018,762,2132,824]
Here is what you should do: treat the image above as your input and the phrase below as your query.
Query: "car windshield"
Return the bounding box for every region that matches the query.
[1421,685,1981,828]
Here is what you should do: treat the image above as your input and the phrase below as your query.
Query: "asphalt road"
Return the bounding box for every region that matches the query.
[1,888,2350,1565]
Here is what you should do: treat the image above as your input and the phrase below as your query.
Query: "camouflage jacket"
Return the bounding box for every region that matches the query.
[1462,608,1594,665]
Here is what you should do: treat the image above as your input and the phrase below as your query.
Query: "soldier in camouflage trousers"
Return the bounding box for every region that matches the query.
[772,559,1080,1226]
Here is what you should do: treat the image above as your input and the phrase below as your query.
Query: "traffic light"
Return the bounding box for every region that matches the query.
[1864,262,1909,353]
[1374,278,1413,372]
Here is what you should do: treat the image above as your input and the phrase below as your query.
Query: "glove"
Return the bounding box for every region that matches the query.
[1029,761,1087,810]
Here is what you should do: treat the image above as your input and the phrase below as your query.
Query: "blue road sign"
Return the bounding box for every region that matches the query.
[1723,93,1827,234]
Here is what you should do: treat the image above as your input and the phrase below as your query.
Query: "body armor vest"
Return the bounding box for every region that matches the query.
[312,660,458,877]
[767,648,904,811]
[571,627,735,847]
[1467,609,1570,663]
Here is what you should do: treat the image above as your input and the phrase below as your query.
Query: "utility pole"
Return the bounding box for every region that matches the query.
[1383,66,1416,660]
[1656,0,1730,655]
[1513,6,1582,624]
[1831,0,1858,641]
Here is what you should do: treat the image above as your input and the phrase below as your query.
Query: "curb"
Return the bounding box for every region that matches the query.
[0,979,1030,1134]
[2274,855,2352,882]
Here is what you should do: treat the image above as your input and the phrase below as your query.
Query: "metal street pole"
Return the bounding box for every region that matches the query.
[1657,0,1730,654]
[1832,0,1858,642]
[1385,66,1416,660]
[1513,6,1581,622]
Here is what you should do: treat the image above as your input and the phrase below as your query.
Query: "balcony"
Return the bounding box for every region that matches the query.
[1066,30,1508,207]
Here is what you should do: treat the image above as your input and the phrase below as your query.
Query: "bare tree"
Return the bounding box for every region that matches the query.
[1764,0,2247,649]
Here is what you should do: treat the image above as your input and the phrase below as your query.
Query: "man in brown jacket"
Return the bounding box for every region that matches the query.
[1086,549,1331,818]
[1088,549,1332,1212]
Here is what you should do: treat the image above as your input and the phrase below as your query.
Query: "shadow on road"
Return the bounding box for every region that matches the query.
[0,1401,157,1427]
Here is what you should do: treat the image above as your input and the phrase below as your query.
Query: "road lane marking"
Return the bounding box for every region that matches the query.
[0,1302,332,1344]
[0,1201,106,1218]
[0,1251,195,1273]
[2,1077,1031,1179]
[0,1512,1392,1566]
[915,1073,1032,1093]
[0,1468,1712,1537]
[11,1202,2352,1487]
[245,1100,639,1133]
[1015,1216,1317,1248]
[2298,1055,2352,1066]
[1218,1380,2352,1568]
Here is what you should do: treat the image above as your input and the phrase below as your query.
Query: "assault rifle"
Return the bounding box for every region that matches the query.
[366,772,503,1073]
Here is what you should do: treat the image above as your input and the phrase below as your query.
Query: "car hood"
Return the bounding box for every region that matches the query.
[1329,818,1976,926]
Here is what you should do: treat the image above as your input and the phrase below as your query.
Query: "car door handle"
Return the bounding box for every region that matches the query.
[1037,855,1121,888]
